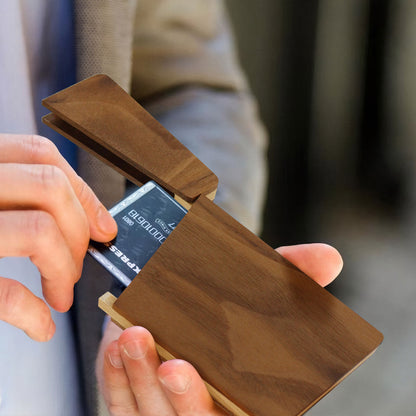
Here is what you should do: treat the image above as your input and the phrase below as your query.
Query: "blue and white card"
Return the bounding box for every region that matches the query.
[88,181,187,287]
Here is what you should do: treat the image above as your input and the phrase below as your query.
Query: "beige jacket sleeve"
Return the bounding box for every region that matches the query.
[131,0,268,234]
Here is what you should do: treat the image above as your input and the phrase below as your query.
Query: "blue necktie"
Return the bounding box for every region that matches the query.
[34,0,78,170]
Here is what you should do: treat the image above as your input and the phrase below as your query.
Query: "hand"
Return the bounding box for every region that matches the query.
[0,134,117,341]
[97,243,343,415]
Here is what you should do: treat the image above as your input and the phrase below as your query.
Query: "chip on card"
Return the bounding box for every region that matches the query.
[88,181,187,287]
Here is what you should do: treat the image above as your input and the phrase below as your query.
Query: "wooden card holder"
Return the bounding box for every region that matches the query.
[43,75,383,416]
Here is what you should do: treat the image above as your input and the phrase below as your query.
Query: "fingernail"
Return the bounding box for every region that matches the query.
[122,340,148,360]
[160,374,191,394]
[96,205,117,236]
[108,350,124,368]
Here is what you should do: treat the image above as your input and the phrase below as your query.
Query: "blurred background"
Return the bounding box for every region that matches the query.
[225,0,416,415]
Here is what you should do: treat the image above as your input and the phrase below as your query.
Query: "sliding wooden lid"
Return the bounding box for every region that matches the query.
[113,196,383,416]
[42,74,218,203]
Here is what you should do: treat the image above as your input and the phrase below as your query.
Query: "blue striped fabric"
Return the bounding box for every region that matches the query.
[34,0,78,169]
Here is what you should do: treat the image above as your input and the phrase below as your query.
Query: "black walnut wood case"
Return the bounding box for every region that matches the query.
[42,74,383,416]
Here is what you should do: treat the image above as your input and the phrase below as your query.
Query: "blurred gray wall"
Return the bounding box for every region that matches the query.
[226,0,415,243]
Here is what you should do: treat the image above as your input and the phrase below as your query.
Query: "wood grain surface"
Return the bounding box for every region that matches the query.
[42,74,218,203]
[42,75,383,416]
[114,196,383,416]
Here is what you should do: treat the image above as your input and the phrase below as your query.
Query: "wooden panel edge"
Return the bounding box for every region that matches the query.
[42,75,219,203]
[98,292,249,416]
[98,292,135,330]
[174,194,192,210]
[42,113,148,188]
[173,188,217,210]
[44,113,217,205]
[298,345,381,415]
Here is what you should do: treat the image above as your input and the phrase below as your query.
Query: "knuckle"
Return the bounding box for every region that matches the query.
[107,404,138,416]
[0,279,25,320]
[38,164,68,191]
[27,135,58,163]
[27,212,80,284]
[76,177,96,211]
[74,178,94,233]
[26,211,62,255]
[29,164,71,204]
[29,210,55,239]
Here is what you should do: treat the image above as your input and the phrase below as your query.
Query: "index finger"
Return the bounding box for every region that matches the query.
[0,134,117,241]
